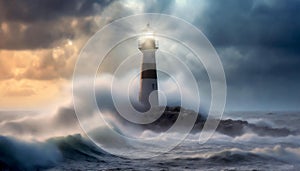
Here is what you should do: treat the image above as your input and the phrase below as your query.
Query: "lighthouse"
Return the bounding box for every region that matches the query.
[138,24,159,110]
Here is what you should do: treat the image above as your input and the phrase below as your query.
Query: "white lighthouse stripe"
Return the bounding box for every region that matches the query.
[142,63,156,70]
[142,51,156,63]
[139,79,159,107]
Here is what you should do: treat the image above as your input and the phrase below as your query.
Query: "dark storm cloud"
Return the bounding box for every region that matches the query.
[0,0,114,50]
[0,19,76,50]
[196,0,300,74]
[1,0,299,110]
[195,0,300,82]
[219,46,300,111]
[220,47,300,83]
[0,0,113,22]
[195,0,300,51]
[183,0,300,110]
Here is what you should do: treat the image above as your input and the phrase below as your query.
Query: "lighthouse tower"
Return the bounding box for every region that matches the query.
[138,24,159,109]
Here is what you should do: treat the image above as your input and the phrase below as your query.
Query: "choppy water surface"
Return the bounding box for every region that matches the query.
[1,112,300,170]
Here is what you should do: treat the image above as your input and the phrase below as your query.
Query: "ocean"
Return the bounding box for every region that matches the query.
[1,111,300,171]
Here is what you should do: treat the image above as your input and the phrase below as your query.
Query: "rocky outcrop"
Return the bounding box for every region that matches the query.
[136,106,298,137]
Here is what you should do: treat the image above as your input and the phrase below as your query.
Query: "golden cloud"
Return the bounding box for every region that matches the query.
[0,12,119,109]
[0,78,70,109]
[0,36,81,109]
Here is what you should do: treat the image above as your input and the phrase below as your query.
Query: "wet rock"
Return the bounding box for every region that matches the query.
[114,106,298,137]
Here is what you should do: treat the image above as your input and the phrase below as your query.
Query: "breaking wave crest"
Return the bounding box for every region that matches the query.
[0,134,108,171]
[0,135,62,171]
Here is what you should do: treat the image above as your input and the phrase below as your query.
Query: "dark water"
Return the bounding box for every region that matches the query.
[1,112,300,171]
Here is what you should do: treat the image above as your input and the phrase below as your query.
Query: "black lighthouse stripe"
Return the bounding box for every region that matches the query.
[141,63,157,79]
[141,69,157,79]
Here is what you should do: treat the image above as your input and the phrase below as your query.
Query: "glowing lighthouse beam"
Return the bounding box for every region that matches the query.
[138,24,159,110]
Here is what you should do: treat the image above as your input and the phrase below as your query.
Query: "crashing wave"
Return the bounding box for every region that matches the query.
[0,135,61,171]
[0,134,108,171]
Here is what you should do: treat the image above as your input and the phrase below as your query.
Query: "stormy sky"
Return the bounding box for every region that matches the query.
[0,0,300,111]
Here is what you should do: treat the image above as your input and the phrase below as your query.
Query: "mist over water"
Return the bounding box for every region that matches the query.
[0,74,300,170]
[1,107,300,170]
